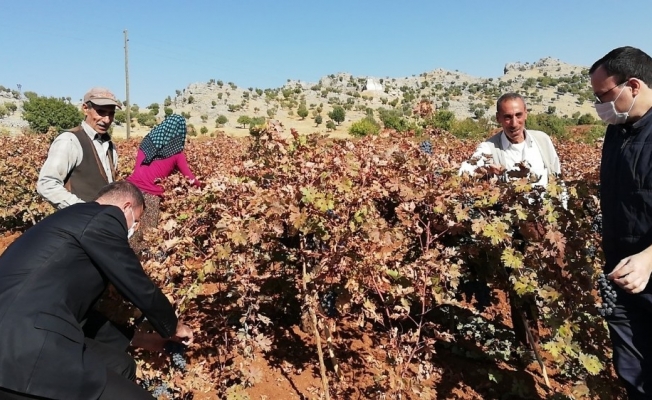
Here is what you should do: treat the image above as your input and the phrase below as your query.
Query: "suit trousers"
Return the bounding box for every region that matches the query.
[0,335,149,399]
[608,291,652,399]
[0,369,152,399]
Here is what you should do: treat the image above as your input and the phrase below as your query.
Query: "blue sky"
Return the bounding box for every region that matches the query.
[2,0,652,106]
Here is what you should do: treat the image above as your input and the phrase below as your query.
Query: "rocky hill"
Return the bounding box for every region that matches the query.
[0,57,596,138]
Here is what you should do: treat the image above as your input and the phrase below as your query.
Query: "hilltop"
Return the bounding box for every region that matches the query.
[0,56,596,138]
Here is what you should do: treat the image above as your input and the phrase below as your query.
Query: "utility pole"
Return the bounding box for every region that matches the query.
[124,29,131,139]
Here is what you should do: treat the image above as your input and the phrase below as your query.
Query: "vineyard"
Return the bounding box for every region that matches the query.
[0,126,626,400]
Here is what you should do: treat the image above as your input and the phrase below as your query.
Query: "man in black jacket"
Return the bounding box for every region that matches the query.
[0,181,193,399]
[590,46,652,399]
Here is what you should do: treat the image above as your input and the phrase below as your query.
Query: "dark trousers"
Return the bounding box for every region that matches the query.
[0,369,152,399]
[607,292,652,399]
[0,313,151,400]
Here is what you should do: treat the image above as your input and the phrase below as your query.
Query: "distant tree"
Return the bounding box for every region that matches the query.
[217,93,223,100]
[297,104,309,120]
[577,113,597,125]
[0,105,8,119]
[430,110,455,132]
[326,120,336,131]
[22,95,83,133]
[237,115,251,128]
[211,100,217,107]
[216,115,228,127]
[187,95,195,104]
[23,91,38,101]
[315,115,323,127]
[250,116,265,128]
[137,112,157,128]
[349,117,381,137]
[175,90,181,97]
[181,111,191,120]
[114,110,127,125]
[200,126,209,135]
[547,105,557,115]
[267,108,276,118]
[4,102,17,114]
[378,108,409,132]
[148,103,159,115]
[164,97,172,107]
[328,106,346,125]
[201,114,208,123]
[164,107,173,117]
[131,104,139,114]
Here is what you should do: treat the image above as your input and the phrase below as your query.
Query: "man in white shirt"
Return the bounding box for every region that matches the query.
[458,92,562,353]
[459,93,561,184]
[37,87,121,209]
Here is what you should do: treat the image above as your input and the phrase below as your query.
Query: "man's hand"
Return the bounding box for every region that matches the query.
[130,331,168,352]
[485,164,505,177]
[608,250,652,293]
[173,322,194,345]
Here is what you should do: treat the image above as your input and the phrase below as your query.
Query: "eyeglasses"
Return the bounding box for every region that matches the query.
[594,81,627,104]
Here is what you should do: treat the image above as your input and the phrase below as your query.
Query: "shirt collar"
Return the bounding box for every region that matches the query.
[81,120,112,143]
[500,130,532,149]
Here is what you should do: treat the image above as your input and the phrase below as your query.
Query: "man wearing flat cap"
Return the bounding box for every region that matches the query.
[37,87,123,209]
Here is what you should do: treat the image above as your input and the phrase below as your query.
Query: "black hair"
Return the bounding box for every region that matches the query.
[94,181,145,210]
[496,92,526,113]
[589,46,652,86]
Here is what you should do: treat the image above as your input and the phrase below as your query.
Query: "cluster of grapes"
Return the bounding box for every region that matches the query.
[319,289,338,317]
[325,209,341,222]
[419,140,433,155]
[585,244,597,259]
[164,341,187,372]
[154,250,167,262]
[597,273,617,317]
[140,378,172,399]
[591,213,603,234]
[460,279,492,312]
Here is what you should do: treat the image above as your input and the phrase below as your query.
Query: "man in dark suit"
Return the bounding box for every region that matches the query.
[0,181,193,399]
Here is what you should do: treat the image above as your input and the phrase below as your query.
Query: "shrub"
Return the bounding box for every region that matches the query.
[22,95,83,133]
[200,126,209,135]
[378,108,409,132]
[427,110,456,132]
[216,115,228,127]
[326,120,336,131]
[328,106,346,125]
[577,113,598,125]
[137,112,157,128]
[297,104,309,120]
[449,117,488,140]
[527,113,569,139]
[4,102,17,113]
[349,117,381,137]
[237,115,251,128]
[114,110,127,125]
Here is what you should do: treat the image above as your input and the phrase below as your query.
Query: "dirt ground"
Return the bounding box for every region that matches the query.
[1,230,622,400]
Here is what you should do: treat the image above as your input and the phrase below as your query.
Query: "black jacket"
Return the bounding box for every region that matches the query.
[0,202,177,400]
[600,109,652,273]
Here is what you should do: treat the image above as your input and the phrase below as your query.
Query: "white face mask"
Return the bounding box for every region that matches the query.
[595,83,636,125]
[127,207,137,239]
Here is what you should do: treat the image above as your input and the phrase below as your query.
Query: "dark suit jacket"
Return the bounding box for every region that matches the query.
[0,202,178,400]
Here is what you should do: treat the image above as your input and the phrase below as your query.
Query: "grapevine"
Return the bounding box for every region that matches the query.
[0,128,626,399]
